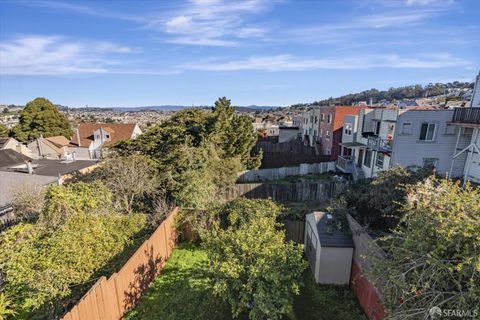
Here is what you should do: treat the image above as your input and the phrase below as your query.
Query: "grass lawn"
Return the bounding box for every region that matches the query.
[125,242,366,320]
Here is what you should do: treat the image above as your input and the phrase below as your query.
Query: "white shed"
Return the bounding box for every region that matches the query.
[304,212,354,285]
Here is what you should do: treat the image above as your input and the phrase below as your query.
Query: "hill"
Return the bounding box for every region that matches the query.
[291,82,474,108]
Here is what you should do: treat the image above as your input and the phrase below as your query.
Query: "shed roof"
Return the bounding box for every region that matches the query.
[311,212,354,248]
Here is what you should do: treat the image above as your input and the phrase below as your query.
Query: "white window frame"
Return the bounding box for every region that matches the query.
[375,152,385,168]
[327,114,332,124]
[419,122,437,141]
[344,123,353,135]
[401,122,412,135]
[326,130,331,139]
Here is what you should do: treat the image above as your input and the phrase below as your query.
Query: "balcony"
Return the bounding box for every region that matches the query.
[366,136,392,153]
[452,108,480,125]
[336,155,365,181]
[337,155,353,173]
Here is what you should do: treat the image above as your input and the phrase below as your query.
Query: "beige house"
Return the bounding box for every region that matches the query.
[0,137,32,157]
[27,136,70,159]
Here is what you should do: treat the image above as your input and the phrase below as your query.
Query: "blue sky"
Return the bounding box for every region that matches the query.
[0,0,479,107]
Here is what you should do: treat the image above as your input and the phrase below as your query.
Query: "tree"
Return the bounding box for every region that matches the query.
[0,124,8,137]
[93,155,160,213]
[11,98,73,142]
[341,166,434,231]
[369,178,480,319]
[0,181,146,318]
[204,199,307,320]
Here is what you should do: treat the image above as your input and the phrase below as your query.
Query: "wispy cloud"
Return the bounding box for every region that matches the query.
[145,0,272,46]
[0,35,138,75]
[181,53,471,71]
[16,0,144,22]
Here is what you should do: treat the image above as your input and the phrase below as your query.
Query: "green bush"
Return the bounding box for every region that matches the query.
[204,199,307,320]
[370,177,480,319]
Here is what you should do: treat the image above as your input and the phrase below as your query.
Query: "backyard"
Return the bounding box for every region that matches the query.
[125,242,366,320]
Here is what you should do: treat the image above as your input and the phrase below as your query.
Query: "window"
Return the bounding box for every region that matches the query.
[320,129,323,136]
[327,114,332,124]
[95,134,100,139]
[320,113,324,121]
[364,150,372,167]
[419,123,436,141]
[313,130,317,137]
[375,121,381,135]
[314,116,318,124]
[401,122,412,135]
[444,124,456,135]
[423,158,438,168]
[310,116,314,123]
[344,123,353,135]
[105,134,110,139]
[376,153,385,168]
[326,130,331,139]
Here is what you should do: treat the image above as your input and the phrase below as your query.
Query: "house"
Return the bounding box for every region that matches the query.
[0,137,32,157]
[70,123,142,159]
[0,149,98,210]
[304,212,354,285]
[278,126,299,143]
[449,71,480,185]
[337,108,464,180]
[301,106,367,160]
[27,136,70,159]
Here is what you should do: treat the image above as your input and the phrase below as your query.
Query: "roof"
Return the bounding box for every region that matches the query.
[279,126,299,130]
[0,172,57,206]
[70,123,138,147]
[45,136,70,148]
[0,137,12,149]
[0,149,32,168]
[0,158,98,177]
[310,212,354,248]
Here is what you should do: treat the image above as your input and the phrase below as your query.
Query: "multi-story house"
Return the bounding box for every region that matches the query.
[299,106,367,160]
[449,71,480,185]
[70,123,142,160]
[337,108,463,180]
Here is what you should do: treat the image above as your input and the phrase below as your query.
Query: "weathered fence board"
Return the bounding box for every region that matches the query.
[284,220,305,244]
[225,181,347,202]
[61,208,179,320]
[238,162,337,183]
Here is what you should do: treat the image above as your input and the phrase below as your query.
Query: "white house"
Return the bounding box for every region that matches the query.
[70,123,142,160]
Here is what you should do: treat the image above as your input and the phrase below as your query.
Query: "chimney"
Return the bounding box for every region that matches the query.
[75,128,81,147]
[26,160,33,174]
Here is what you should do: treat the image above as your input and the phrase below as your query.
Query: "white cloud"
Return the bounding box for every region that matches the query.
[0,35,137,75]
[152,0,272,46]
[181,53,471,71]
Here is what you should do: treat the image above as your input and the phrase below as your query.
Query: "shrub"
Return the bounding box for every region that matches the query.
[204,199,307,320]
[369,177,480,319]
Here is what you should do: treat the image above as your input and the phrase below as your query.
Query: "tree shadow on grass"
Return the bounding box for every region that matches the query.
[125,243,232,320]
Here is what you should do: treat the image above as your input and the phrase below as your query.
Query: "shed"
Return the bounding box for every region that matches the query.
[304,212,354,285]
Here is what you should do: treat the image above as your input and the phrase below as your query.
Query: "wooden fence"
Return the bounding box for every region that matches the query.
[237,162,336,183]
[62,208,179,320]
[284,219,305,244]
[347,214,386,320]
[225,181,347,202]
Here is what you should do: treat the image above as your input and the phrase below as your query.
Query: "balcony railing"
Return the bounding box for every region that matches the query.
[452,107,480,125]
[337,155,353,172]
[366,136,392,152]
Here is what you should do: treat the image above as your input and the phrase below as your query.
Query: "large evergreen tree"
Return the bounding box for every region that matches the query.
[0,124,9,137]
[12,98,73,141]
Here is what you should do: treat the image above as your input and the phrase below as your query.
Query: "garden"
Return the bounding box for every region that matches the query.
[125,242,366,320]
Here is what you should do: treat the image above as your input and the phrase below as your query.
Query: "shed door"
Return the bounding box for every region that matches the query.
[306,224,317,272]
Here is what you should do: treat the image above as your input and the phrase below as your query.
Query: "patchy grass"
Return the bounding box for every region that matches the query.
[125,243,365,320]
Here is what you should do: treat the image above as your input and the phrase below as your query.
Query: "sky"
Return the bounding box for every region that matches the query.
[0,0,479,108]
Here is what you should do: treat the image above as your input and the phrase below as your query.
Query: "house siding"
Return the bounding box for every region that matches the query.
[391,110,460,176]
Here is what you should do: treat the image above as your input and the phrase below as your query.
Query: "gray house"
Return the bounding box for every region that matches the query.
[304,212,354,285]
[337,108,465,179]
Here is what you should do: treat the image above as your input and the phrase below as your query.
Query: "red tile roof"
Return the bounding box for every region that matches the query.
[70,123,138,147]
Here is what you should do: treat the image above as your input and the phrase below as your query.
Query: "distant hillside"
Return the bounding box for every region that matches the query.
[291,82,474,108]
